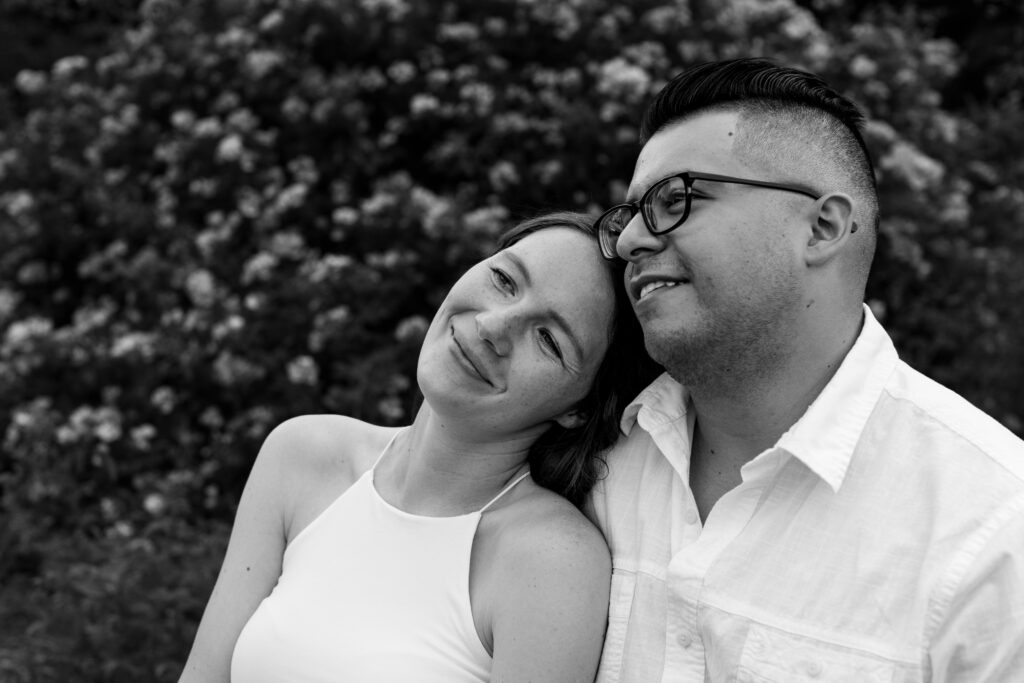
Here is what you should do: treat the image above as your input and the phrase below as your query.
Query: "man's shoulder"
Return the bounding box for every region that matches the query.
[880,360,1024,481]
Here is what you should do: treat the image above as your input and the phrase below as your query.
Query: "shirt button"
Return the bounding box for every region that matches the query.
[676,632,693,648]
[805,660,823,677]
[685,508,699,525]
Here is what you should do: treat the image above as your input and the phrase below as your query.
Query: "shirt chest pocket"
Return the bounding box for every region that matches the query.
[736,623,903,683]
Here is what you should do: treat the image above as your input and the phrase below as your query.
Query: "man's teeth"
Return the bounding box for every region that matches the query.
[639,281,679,299]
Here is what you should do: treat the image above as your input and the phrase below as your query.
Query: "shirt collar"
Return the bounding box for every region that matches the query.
[620,371,688,436]
[775,305,898,491]
[619,305,898,492]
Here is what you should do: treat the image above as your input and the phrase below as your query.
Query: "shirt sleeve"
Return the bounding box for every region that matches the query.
[927,492,1024,681]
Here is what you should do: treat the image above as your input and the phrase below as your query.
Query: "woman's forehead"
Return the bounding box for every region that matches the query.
[502,228,616,347]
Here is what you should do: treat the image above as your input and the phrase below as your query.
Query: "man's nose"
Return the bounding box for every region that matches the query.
[615,211,665,261]
[475,308,514,356]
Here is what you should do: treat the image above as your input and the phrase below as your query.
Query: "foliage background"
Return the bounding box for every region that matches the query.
[0,0,1021,679]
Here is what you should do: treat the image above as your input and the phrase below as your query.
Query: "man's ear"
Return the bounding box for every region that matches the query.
[554,409,587,429]
[806,192,856,266]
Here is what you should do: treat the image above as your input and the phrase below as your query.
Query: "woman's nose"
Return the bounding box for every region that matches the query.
[475,309,514,356]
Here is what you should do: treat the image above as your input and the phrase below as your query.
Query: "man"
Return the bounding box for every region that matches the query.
[588,58,1024,682]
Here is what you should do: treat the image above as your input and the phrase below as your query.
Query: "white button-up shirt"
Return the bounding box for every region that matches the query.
[589,307,1024,682]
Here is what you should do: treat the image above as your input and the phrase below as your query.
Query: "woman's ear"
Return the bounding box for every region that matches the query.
[554,409,586,429]
[806,192,856,266]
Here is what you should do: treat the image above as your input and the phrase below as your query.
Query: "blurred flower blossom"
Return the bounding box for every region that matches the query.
[65,405,123,443]
[3,190,35,217]
[287,156,319,185]
[242,252,278,284]
[438,22,480,42]
[462,206,509,239]
[388,61,416,84]
[143,492,168,516]
[332,206,360,226]
[52,55,89,80]
[15,70,47,95]
[213,350,265,386]
[410,93,440,116]
[377,396,404,421]
[287,355,320,385]
[150,386,177,414]
[199,407,224,429]
[880,141,945,192]
[216,25,255,50]
[110,332,157,360]
[130,424,157,450]
[394,315,429,343]
[308,305,352,351]
[282,95,309,123]
[4,316,53,348]
[227,108,259,132]
[185,269,218,308]
[596,57,651,103]
[194,117,224,138]
[259,9,285,32]
[849,55,879,79]
[270,231,306,258]
[245,50,284,80]
[361,0,410,21]
[488,160,520,192]
[921,39,959,79]
[216,134,245,163]
[0,288,19,323]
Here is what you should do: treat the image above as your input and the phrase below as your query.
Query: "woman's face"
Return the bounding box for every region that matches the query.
[418,227,616,437]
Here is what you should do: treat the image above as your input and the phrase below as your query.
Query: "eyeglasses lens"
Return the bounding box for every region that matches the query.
[645,176,690,234]
[599,207,634,258]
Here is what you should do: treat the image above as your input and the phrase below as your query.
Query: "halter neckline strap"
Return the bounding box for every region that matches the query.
[372,428,532,515]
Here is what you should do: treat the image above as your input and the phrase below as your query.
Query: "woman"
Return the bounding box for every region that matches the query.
[179,212,657,682]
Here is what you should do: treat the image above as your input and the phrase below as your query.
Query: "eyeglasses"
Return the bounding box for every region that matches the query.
[595,171,821,260]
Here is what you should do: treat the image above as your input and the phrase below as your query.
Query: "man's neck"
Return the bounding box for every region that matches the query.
[685,309,864,521]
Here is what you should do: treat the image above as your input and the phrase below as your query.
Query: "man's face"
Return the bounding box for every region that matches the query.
[616,110,809,387]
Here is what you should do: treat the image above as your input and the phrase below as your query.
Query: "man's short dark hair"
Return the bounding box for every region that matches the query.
[640,58,879,237]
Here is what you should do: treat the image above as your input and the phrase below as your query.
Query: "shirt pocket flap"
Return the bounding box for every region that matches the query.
[738,622,901,683]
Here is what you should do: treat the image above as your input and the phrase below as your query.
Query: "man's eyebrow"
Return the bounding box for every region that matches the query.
[505,251,585,364]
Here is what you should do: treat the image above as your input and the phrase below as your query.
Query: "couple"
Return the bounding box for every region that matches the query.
[181,59,1024,682]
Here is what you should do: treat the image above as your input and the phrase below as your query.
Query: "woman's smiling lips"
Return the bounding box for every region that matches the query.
[450,325,497,387]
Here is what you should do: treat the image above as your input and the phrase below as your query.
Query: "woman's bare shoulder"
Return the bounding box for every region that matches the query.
[259,415,402,541]
[500,484,609,561]
[479,482,610,589]
[262,415,399,479]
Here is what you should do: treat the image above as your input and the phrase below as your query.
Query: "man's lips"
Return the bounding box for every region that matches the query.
[629,273,690,302]
[451,327,495,387]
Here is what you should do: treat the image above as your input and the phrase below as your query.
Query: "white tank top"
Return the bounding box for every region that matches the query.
[230,433,531,682]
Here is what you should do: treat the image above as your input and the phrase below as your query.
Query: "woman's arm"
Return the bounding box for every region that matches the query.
[488,504,612,683]
[177,419,301,683]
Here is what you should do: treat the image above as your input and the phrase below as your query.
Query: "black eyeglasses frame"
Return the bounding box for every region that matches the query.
[596,171,822,260]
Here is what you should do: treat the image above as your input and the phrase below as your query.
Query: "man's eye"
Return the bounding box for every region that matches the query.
[653,191,688,214]
[491,268,515,293]
[539,329,562,359]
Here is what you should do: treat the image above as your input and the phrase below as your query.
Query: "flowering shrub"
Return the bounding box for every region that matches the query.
[1,0,1022,679]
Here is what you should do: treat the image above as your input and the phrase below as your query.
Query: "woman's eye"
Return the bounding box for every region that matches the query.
[539,329,563,359]
[491,268,515,294]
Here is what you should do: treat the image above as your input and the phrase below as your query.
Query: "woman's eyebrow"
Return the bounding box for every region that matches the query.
[505,251,585,363]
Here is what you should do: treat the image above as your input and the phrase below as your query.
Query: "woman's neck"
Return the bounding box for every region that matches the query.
[373,407,534,516]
